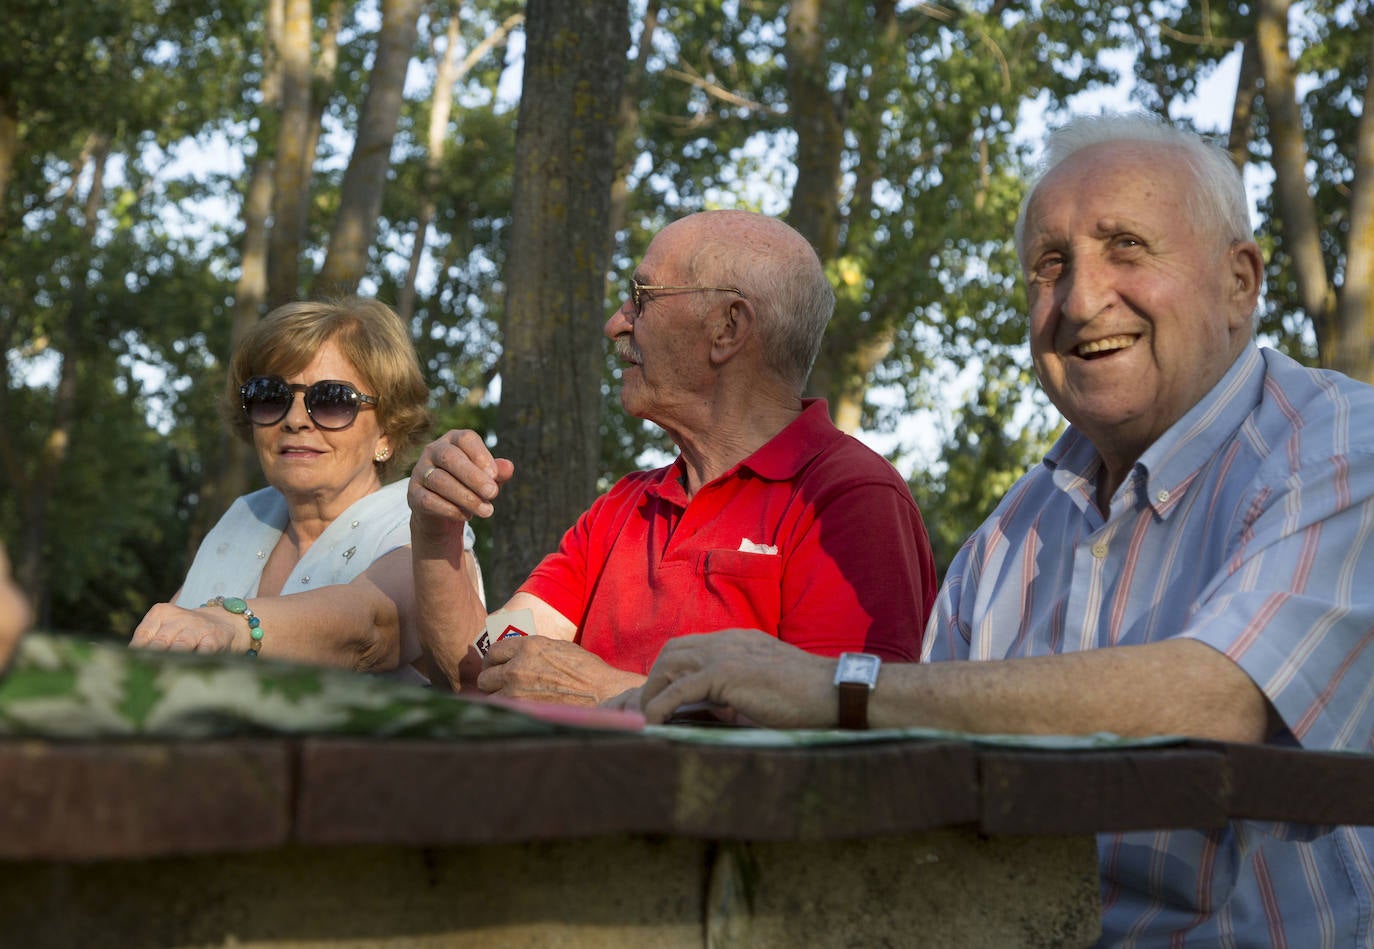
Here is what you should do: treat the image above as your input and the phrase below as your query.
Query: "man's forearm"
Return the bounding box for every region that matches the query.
[412,520,486,689]
[874,639,1275,742]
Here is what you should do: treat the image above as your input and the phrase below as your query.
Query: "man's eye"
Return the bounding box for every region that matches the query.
[1032,256,1064,282]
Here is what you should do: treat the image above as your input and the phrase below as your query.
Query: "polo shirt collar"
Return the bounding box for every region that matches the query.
[652,399,841,504]
[736,398,842,481]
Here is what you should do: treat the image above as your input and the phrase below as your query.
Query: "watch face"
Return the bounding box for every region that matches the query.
[835,652,881,686]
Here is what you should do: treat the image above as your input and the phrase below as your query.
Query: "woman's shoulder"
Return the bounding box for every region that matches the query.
[202,486,288,537]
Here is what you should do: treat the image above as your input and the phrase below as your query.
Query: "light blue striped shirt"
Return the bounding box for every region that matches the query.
[927,343,1374,946]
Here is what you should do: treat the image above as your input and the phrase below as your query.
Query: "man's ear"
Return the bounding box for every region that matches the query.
[709,298,755,366]
[1227,240,1264,330]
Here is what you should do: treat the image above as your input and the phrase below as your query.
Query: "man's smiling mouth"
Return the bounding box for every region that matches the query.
[1075,335,1138,359]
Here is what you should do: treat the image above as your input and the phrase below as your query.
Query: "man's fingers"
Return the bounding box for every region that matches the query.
[640,671,714,724]
[413,431,515,522]
[603,686,642,711]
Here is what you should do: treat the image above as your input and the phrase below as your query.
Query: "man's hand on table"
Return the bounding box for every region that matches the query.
[479,635,645,707]
[631,629,837,728]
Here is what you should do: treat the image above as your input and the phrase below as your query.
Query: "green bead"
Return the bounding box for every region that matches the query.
[247,616,261,629]
[250,628,264,641]
[246,648,259,658]
[222,596,248,614]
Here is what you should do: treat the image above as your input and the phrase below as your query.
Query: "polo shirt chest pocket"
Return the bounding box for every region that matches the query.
[699,549,784,626]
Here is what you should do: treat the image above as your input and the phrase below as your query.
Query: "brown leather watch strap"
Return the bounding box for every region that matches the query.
[837,680,870,730]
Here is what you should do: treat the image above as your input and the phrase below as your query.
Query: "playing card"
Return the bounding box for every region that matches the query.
[475,607,536,656]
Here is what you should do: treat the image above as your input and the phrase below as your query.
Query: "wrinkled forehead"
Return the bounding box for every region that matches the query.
[1033,140,1193,207]
[639,217,704,279]
[1022,142,1199,245]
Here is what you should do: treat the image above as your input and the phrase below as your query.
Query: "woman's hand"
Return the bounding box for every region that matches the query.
[130,602,243,654]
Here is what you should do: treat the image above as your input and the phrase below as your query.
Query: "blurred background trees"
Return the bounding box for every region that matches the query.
[0,0,1368,629]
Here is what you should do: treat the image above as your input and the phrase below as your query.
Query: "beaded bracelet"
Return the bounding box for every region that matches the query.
[203,595,266,658]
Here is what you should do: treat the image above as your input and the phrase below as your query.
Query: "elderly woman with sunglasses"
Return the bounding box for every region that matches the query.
[131,298,480,677]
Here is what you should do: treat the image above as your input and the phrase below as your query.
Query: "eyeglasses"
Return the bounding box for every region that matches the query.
[629,280,745,317]
[239,375,378,431]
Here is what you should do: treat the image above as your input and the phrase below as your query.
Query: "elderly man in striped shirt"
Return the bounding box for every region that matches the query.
[631,112,1374,946]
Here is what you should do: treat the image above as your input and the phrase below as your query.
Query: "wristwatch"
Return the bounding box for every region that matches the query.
[834,652,881,729]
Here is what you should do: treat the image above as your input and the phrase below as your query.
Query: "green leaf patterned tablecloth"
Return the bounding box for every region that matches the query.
[0,633,572,740]
[0,632,1188,751]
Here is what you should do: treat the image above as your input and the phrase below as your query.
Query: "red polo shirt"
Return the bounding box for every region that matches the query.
[519,400,936,674]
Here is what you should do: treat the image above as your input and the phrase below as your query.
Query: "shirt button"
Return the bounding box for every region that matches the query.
[351,520,360,528]
[1091,543,1108,558]
[1156,489,1170,503]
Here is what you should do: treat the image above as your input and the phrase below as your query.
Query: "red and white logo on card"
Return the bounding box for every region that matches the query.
[479,607,537,655]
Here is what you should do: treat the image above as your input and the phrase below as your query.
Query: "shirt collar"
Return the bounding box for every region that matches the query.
[1045,342,1265,517]
[651,399,841,503]
[736,398,842,480]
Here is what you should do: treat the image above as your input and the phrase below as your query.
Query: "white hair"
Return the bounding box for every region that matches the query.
[1013,111,1254,260]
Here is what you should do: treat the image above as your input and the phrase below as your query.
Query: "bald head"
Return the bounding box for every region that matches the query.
[671,210,835,390]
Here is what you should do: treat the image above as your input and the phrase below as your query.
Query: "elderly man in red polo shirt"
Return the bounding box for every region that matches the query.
[408,209,936,704]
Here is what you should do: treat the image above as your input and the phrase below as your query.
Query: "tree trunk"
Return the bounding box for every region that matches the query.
[787,0,897,433]
[399,11,463,323]
[304,0,345,205]
[316,0,423,297]
[0,93,16,229]
[783,0,844,261]
[400,10,524,321]
[491,0,629,603]
[1255,0,1338,359]
[608,0,660,237]
[1225,35,1261,170]
[232,0,284,357]
[266,0,314,307]
[1333,26,1374,384]
[191,0,285,558]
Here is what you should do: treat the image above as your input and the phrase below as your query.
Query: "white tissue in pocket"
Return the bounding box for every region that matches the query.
[736,538,779,555]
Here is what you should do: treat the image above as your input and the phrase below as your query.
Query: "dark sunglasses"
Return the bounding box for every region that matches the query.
[239,375,378,431]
